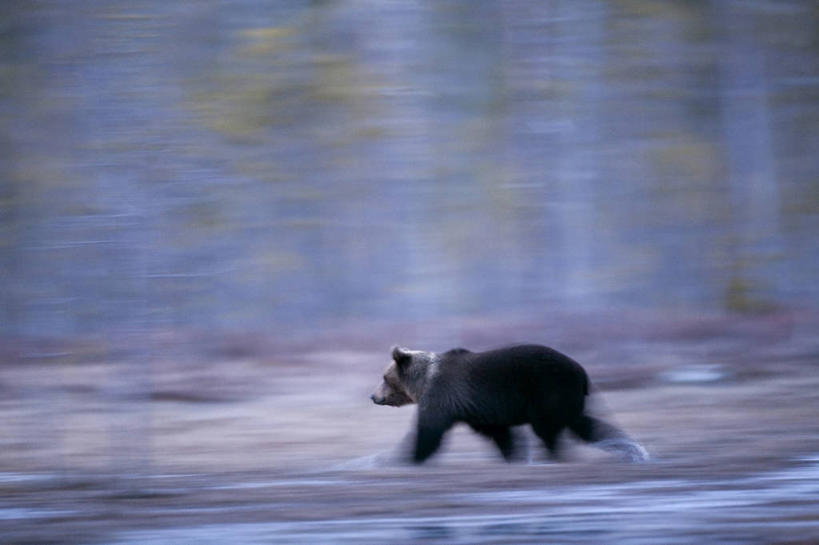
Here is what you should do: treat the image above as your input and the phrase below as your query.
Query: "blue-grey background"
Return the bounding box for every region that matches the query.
[2,0,817,342]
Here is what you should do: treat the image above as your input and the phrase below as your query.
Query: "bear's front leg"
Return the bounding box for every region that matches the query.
[412,411,453,464]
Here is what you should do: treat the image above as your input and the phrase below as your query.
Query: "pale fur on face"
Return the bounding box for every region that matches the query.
[370,346,439,407]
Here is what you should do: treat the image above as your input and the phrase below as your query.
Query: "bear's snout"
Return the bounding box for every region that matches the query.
[370,393,385,405]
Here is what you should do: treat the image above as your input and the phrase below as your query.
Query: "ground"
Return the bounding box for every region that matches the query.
[1,310,818,544]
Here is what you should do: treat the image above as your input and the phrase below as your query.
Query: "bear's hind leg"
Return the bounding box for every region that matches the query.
[567,414,597,442]
[530,421,565,460]
[471,425,525,462]
[492,427,524,462]
[568,414,650,462]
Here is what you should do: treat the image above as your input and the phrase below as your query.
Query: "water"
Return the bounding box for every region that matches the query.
[26,456,817,544]
[3,459,817,543]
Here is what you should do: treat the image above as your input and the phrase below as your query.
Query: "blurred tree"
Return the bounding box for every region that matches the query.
[714,0,782,312]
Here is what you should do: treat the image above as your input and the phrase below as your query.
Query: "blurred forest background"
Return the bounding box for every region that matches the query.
[2,0,818,347]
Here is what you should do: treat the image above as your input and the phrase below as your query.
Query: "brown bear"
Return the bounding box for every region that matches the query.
[371,344,648,464]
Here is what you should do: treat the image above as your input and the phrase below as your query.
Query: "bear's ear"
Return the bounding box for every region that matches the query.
[392,346,411,367]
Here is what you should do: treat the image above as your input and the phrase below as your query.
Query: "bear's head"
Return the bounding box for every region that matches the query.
[370,346,437,407]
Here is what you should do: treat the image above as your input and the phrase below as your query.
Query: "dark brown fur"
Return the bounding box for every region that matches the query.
[371,344,648,464]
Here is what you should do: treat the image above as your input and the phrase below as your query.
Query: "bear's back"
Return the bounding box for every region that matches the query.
[457,344,584,376]
[437,344,588,403]
[425,344,587,427]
